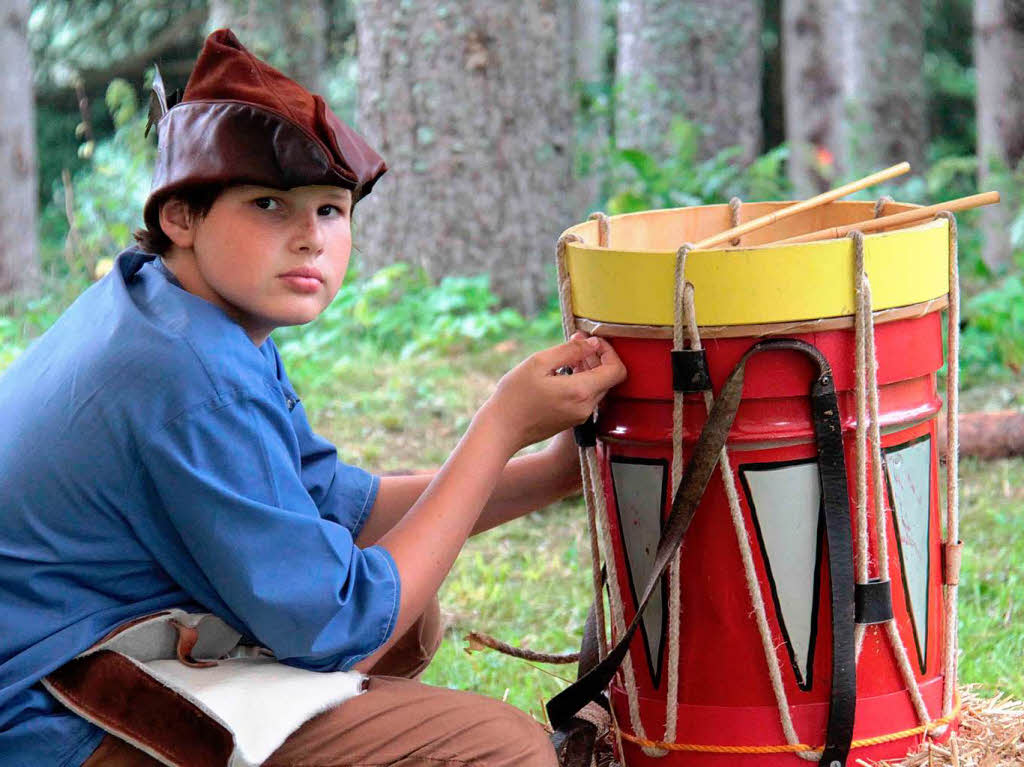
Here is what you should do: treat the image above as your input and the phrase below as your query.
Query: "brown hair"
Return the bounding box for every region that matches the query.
[133,185,225,256]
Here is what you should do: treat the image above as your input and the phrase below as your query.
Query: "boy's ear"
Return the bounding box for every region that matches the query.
[159,198,198,249]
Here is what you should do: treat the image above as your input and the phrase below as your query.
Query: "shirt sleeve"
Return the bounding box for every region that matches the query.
[267,339,380,538]
[289,397,379,539]
[139,387,399,672]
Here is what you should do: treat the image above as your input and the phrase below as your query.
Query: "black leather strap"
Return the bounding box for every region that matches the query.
[855,580,894,624]
[671,349,712,392]
[561,365,600,448]
[547,338,856,766]
[809,364,857,766]
[574,416,598,448]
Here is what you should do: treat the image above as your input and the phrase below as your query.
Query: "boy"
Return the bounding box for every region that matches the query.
[0,29,625,767]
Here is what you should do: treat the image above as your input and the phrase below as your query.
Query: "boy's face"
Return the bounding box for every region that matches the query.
[163,184,353,345]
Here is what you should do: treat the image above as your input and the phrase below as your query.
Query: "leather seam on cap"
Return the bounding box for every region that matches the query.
[168,99,340,174]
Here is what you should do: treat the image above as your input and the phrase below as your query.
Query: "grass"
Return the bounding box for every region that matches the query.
[957,457,1024,698]
[421,500,593,721]
[299,337,1024,717]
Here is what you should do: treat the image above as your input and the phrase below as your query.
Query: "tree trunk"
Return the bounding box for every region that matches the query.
[208,0,326,93]
[615,0,763,163]
[281,0,329,94]
[975,0,1024,273]
[834,0,927,176]
[354,1,574,315]
[0,0,39,294]
[782,0,843,196]
[207,0,249,35]
[570,0,607,217]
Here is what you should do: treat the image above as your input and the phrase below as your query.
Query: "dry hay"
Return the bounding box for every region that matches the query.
[863,687,1024,767]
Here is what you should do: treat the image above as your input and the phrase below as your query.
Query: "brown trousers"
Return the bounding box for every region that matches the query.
[80,600,556,766]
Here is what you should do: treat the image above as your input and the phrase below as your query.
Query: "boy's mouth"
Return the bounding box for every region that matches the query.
[278,266,324,293]
[279,266,324,282]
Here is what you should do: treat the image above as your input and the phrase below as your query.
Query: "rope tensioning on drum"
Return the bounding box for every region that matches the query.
[589,212,676,758]
[662,241,698,755]
[936,211,962,723]
[728,197,743,245]
[582,212,636,759]
[849,230,931,731]
[557,231,607,660]
[557,224,638,759]
[674,244,820,762]
[847,214,963,735]
[613,697,962,755]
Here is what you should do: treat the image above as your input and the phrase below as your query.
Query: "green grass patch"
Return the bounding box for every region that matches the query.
[421,499,593,721]
[958,457,1024,698]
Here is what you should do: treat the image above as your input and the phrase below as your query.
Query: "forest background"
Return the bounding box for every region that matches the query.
[1,0,1022,720]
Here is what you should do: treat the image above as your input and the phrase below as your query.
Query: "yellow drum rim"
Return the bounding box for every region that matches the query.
[562,202,950,327]
[575,297,949,340]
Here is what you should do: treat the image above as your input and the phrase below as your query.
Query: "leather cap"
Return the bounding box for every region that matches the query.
[143,29,386,232]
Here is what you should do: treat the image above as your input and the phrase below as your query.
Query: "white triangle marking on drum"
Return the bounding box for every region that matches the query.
[610,460,667,685]
[742,461,822,689]
[884,437,932,669]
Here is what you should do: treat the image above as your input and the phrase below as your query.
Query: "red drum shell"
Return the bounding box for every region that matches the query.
[597,312,956,765]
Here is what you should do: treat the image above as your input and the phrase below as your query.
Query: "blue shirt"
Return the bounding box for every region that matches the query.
[0,249,399,766]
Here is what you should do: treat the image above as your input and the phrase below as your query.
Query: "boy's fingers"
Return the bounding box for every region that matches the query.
[572,354,627,393]
[555,342,626,397]
[534,337,599,371]
[587,336,616,359]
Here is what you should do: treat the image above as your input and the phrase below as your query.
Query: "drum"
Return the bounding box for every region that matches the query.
[556,201,961,765]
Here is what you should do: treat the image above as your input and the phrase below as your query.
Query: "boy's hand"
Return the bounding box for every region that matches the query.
[481,333,626,456]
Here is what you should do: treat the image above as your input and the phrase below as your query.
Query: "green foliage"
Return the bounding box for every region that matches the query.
[982,156,1024,261]
[50,79,154,279]
[0,295,66,374]
[923,0,976,158]
[271,263,561,409]
[277,263,532,360]
[605,117,790,214]
[34,100,113,208]
[960,274,1024,386]
[28,0,207,89]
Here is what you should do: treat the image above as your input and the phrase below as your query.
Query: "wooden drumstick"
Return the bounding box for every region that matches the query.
[766,191,1001,245]
[693,162,911,250]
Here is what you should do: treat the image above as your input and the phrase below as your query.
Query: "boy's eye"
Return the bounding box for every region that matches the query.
[254,197,281,211]
[318,204,347,217]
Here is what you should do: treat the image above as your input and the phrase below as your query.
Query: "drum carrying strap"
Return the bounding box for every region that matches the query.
[548,338,857,766]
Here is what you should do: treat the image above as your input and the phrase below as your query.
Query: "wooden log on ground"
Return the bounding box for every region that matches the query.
[939,411,1024,460]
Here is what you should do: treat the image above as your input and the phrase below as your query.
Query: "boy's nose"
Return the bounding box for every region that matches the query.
[292,211,326,254]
